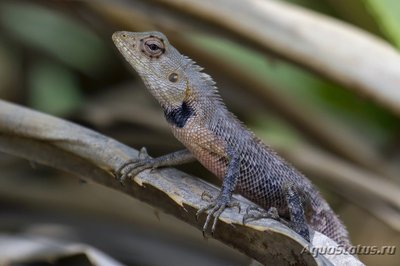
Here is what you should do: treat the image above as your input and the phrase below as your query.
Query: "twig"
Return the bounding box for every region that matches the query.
[0,99,343,265]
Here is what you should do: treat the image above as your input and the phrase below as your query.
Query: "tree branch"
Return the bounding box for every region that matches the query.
[0,99,363,265]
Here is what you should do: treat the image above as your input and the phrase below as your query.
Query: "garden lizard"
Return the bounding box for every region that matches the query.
[112,31,352,248]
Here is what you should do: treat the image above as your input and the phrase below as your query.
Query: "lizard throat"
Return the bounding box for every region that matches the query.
[163,101,195,128]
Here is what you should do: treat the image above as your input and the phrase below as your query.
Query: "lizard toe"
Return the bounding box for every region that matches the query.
[116,149,155,183]
[125,161,153,177]
[242,206,280,224]
[197,193,238,235]
[211,203,228,234]
[138,147,150,159]
[228,200,241,214]
[200,191,214,202]
[116,160,144,183]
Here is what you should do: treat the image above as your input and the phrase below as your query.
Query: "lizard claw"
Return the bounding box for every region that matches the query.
[242,205,280,224]
[196,193,241,235]
[200,191,213,201]
[116,147,154,183]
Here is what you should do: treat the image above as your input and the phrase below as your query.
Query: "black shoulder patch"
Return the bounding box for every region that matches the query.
[164,101,195,128]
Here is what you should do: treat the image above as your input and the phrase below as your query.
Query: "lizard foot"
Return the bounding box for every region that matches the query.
[196,192,241,236]
[243,183,311,243]
[116,147,156,183]
[242,205,281,224]
[199,191,214,201]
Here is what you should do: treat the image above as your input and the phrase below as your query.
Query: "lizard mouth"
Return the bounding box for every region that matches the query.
[112,32,133,55]
[111,31,128,48]
[112,32,148,73]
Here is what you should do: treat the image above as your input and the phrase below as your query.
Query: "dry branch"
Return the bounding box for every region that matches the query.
[0,99,365,265]
[0,99,328,265]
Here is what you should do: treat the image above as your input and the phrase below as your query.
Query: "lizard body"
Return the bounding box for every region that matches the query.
[112,31,351,248]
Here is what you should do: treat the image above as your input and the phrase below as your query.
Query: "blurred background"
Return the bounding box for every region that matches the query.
[0,0,399,265]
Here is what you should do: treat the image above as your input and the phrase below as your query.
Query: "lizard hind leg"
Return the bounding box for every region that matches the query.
[284,182,311,242]
[242,182,311,243]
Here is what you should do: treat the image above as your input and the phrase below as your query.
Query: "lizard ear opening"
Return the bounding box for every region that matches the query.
[168,73,179,82]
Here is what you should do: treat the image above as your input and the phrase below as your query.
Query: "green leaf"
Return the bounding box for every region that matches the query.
[321,0,385,38]
[364,0,400,48]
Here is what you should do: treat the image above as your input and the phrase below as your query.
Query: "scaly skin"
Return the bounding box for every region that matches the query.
[112,31,351,248]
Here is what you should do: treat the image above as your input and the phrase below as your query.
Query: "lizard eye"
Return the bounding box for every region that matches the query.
[142,37,165,57]
[147,43,160,51]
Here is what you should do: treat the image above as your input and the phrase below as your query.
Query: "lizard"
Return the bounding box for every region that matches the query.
[112,31,352,248]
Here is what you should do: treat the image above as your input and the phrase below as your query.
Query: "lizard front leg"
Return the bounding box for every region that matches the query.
[196,150,241,235]
[116,148,196,182]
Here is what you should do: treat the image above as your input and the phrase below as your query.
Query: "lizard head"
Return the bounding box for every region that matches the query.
[112,31,200,109]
